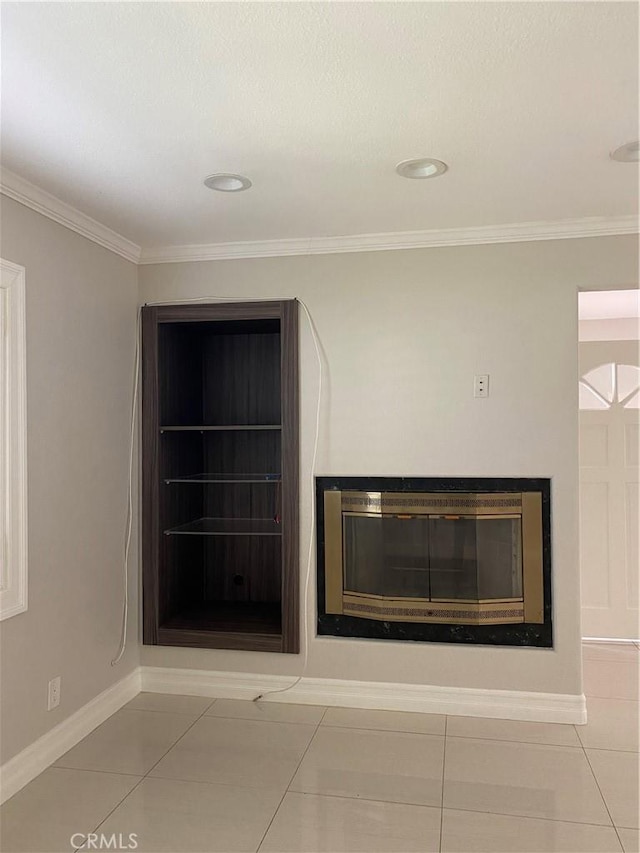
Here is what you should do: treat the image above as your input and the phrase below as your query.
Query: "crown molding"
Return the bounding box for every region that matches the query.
[1,167,636,265]
[139,214,639,264]
[0,168,142,264]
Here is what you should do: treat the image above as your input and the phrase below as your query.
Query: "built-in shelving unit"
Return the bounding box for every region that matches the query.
[142,301,299,653]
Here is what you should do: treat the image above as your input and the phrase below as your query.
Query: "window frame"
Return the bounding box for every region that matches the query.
[0,258,28,621]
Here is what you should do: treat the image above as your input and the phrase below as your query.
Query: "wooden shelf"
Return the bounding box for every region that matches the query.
[164,473,281,484]
[164,517,282,536]
[160,425,281,432]
[161,601,281,635]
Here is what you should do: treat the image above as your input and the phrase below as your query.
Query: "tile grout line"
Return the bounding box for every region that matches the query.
[583,745,639,753]
[76,697,218,850]
[118,700,220,717]
[574,711,639,755]
[432,802,623,829]
[255,706,330,853]
[445,734,589,751]
[579,731,626,852]
[443,733,583,748]
[49,766,143,779]
[319,724,447,739]
[231,784,629,829]
[203,711,326,726]
[438,715,448,853]
[573,720,583,759]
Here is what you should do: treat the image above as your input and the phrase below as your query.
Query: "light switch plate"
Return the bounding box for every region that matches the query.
[474,374,489,398]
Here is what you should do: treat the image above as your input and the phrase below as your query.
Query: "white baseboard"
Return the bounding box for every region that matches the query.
[583,636,640,645]
[0,669,141,804]
[0,664,586,805]
[141,666,586,725]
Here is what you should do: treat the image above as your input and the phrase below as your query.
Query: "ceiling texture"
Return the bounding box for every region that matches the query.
[1,2,639,260]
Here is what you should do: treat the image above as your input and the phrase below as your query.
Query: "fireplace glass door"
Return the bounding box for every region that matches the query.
[344,514,523,602]
[323,490,543,626]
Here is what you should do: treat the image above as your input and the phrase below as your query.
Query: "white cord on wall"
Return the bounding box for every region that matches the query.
[111,306,141,665]
[254,299,322,701]
[111,296,323,699]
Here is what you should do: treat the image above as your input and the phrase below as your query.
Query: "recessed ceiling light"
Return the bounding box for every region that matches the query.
[204,173,252,192]
[396,158,448,179]
[610,141,640,163]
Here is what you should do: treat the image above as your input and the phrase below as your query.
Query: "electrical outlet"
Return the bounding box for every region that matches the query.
[47,676,61,711]
[474,374,489,398]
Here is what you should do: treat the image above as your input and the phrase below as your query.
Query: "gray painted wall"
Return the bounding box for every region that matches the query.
[0,197,139,764]
[138,235,638,696]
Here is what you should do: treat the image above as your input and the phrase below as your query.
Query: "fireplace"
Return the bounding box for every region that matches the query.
[316,477,552,647]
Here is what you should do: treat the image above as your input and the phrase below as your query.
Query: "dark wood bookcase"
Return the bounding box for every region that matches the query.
[141,300,299,653]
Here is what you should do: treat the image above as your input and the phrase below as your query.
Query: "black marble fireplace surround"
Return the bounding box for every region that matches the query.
[316,476,552,648]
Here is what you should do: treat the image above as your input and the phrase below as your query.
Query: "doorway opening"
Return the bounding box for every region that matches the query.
[578,289,639,643]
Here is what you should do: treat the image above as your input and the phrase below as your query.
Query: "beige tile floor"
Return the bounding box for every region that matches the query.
[1,642,638,853]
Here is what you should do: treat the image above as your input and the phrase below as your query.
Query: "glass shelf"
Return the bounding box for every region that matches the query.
[160,425,281,432]
[164,517,282,536]
[164,473,281,484]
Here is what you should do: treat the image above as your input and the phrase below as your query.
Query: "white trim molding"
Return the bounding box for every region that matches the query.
[1,167,637,265]
[0,169,141,264]
[0,665,586,803]
[141,666,587,725]
[0,259,28,621]
[0,669,141,804]
[139,215,640,264]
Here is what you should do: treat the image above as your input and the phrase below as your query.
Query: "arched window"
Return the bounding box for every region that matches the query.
[579,363,640,411]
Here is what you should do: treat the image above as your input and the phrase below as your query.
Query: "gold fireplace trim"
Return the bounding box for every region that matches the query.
[343,593,525,625]
[323,490,544,625]
[341,491,523,516]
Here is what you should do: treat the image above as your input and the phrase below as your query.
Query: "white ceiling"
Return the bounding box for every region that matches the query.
[579,289,640,320]
[1,2,639,252]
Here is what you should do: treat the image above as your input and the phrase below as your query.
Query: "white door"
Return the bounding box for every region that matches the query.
[579,341,639,639]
